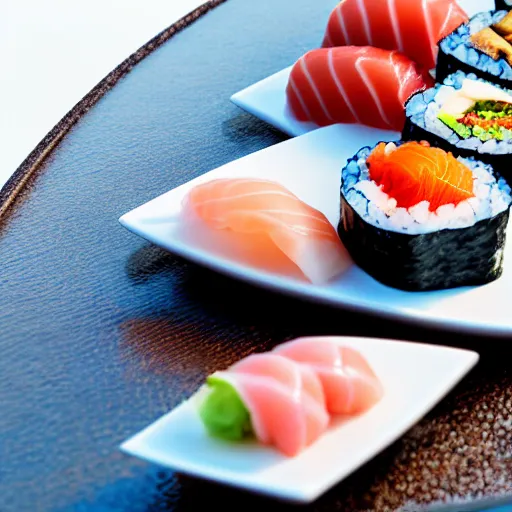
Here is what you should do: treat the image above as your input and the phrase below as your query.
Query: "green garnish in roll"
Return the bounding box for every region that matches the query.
[197,375,254,441]
[437,112,472,139]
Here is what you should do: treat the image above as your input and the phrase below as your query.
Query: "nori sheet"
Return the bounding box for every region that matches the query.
[436,18,512,89]
[495,0,512,11]
[402,115,512,179]
[338,153,510,292]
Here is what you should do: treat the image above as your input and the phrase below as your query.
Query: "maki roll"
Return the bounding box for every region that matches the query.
[437,10,512,88]
[403,70,512,176]
[338,141,512,292]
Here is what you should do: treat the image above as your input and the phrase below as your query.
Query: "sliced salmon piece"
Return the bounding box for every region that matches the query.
[226,354,329,456]
[273,337,383,415]
[286,46,431,131]
[367,141,475,211]
[322,0,467,70]
[183,178,351,284]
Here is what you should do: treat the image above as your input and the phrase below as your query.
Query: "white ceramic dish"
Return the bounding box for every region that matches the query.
[120,336,478,503]
[230,0,496,137]
[119,124,512,337]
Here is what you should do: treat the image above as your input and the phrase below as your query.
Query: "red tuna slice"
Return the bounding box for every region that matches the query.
[286,46,431,131]
[322,0,468,70]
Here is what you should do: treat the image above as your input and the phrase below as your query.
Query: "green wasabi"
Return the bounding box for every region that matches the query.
[198,375,254,441]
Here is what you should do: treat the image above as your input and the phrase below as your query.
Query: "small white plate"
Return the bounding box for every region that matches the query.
[229,0,496,137]
[119,125,512,337]
[120,336,479,503]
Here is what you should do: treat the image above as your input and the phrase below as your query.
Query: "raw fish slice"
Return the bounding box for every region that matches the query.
[217,354,329,456]
[183,178,351,284]
[286,47,431,131]
[273,338,383,415]
[367,141,475,211]
[322,0,467,70]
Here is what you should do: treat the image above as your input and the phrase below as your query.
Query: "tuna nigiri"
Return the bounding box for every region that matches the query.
[273,337,383,415]
[197,338,382,457]
[322,0,468,71]
[286,46,432,131]
[366,141,475,211]
[198,354,330,457]
[183,178,351,284]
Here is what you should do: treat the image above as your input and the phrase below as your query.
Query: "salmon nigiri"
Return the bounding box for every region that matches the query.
[183,178,351,284]
[286,46,432,131]
[367,141,475,211]
[322,0,468,70]
[273,337,383,415]
[198,354,330,457]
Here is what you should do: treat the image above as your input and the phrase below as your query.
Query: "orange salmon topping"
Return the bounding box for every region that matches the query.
[367,141,475,211]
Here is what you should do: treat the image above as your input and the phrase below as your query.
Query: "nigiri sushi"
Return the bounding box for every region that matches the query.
[273,337,383,415]
[198,354,329,457]
[322,0,468,71]
[338,140,512,291]
[285,46,432,131]
[183,178,351,284]
[196,338,382,457]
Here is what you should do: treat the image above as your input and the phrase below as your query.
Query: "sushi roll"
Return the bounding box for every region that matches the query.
[338,141,512,292]
[437,10,512,88]
[196,338,382,457]
[403,70,512,176]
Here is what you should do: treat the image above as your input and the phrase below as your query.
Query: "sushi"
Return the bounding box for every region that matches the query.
[183,178,351,284]
[286,46,432,131]
[196,337,382,456]
[321,0,468,71]
[338,140,512,291]
[437,10,512,88]
[198,353,330,457]
[273,338,383,415]
[404,70,512,176]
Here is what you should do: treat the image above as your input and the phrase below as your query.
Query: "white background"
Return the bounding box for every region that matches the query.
[1,0,205,189]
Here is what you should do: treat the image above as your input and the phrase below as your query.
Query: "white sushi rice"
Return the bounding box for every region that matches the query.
[406,70,512,154]
[341,144,512,235]
[439,10,512,80]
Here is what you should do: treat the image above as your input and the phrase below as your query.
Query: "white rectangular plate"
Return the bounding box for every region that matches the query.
[120,336,478,503]
[119,124,512,337]
[229,0,496,137]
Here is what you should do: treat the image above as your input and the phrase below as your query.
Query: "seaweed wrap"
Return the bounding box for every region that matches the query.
[495,0,512,11]
[437,10,512,88]
[403,70,512,176]
[337,141,512,291]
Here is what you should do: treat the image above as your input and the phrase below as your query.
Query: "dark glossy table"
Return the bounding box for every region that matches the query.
[2,1,512,511]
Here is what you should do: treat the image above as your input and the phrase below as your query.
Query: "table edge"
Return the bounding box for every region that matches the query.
[0,0,227,220]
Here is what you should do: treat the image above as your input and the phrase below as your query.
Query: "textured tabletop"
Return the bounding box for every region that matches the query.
[1,1,512,511]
